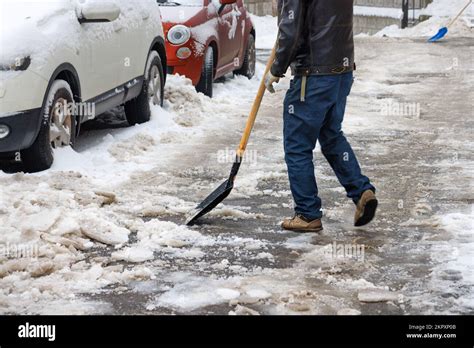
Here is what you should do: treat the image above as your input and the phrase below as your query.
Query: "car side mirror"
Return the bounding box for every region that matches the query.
[77,1,121,24]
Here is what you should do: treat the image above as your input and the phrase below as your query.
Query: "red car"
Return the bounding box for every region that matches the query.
[158,0,256,97]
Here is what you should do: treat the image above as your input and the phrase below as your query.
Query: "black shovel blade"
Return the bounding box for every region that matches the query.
[185,159,242,226]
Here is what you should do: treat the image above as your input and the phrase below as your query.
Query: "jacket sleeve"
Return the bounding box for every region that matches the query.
[270,0,305,77]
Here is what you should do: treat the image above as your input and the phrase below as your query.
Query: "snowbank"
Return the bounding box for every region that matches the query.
[422,0,474,17]
[375,0,473,38]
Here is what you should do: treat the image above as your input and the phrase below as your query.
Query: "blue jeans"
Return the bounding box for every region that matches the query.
[283,72,375,220]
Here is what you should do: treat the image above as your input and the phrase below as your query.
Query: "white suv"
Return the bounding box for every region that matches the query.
[0,0,167,172]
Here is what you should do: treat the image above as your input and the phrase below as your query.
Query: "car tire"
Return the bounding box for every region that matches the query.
[21,80,76,173]
[196,46,214,98]
[124,51,164,125]
[234,34,255,79]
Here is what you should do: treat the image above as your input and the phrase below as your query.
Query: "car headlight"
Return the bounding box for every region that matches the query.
[0,56,31,71]
[167,25,191,45]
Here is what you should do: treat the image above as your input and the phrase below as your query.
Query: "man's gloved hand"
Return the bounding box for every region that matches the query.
[264,71,280,93]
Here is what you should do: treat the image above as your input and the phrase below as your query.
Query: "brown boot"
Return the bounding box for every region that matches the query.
[281,214,323,233]
[354,190,378,227]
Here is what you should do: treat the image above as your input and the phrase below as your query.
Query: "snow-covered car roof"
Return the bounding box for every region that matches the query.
[0,0,162,68]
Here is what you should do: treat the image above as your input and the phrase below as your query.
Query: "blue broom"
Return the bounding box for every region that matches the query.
[429,0,472,42]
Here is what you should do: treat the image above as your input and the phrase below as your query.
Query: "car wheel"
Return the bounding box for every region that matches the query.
[21,80,76,173]
[235,34,255,79]
[196,46,214,98]
[124,51,164,125]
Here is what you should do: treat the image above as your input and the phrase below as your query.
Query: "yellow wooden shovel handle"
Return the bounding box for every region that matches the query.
[236,42,278,158]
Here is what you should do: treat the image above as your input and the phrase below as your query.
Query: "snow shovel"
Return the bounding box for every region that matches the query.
[428,0,472,42]
[185,44,277,226]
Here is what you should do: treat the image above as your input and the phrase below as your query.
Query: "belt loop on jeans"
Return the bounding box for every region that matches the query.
[300,75,307,102]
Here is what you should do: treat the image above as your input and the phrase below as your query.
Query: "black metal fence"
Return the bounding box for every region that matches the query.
[402,0,433,28]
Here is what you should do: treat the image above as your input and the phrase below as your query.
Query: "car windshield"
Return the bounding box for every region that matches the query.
[157,0,202,6]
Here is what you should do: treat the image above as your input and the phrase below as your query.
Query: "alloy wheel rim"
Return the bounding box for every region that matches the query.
[148,65,161,106]
[49,97,72,148]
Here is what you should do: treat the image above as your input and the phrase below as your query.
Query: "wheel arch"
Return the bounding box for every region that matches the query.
[47,63,82,104]
[149,36,168,85]
[40,63,82,137]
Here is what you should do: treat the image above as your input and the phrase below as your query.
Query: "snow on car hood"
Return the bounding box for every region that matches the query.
[0,0,79,66]
[158,6,203,24]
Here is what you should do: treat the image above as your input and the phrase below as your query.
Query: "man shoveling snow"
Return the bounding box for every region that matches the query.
[265,0,377,232]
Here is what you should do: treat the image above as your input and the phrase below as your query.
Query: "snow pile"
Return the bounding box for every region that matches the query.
[375,0,473,38]
[0,172,159,313]
[50,104,180,185]
[0,168,221,313]
[422,0,474,17]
